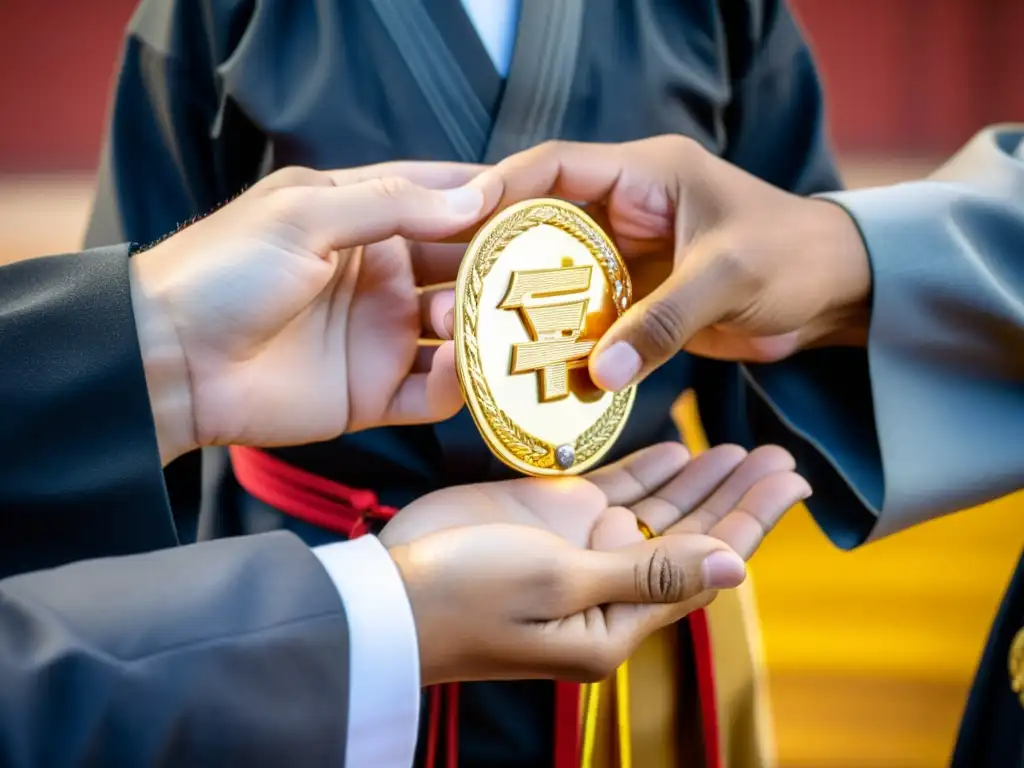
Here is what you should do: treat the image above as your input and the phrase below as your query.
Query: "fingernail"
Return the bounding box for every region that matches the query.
[443,186,484,215]
[701,551,746,590]
[591,342,642,392]
[443,309,454,337]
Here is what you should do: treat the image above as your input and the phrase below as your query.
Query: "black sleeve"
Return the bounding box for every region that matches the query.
[0,532,351,768]
[83,19,219,535]
[84,2,224,249]
[695,0,844,449]
[0,246,177,578]
[719,0,843,195]
[85,1,265,534]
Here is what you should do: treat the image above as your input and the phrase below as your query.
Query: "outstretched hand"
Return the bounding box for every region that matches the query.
[382,442,809,685]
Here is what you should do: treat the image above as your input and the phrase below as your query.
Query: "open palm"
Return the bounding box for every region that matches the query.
[381,442,808,678]
[382,441,807,554]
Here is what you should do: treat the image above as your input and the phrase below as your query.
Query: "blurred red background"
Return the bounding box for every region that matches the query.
[2,0,1023,172]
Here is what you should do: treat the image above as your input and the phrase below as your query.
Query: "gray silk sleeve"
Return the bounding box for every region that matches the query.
[0,532,352,768]
[744,125,1024,546]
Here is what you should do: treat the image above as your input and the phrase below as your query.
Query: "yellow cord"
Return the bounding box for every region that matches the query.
[580,681,602,768]
[580,516,650,768]
[615,661,632,768]
[579,662,633,768]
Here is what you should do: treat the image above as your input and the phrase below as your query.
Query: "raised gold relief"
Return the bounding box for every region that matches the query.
[454,199,636,476]
[500,266,596,402]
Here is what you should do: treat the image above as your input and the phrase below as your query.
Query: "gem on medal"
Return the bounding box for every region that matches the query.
[454,199,636,476]
[555,444,576,470]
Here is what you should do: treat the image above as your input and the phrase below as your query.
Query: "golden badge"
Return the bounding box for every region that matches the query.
[1010,626,1024,708]
[454,199,636,476]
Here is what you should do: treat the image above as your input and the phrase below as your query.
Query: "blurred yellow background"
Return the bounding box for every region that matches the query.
[755,495,1020,768]
[1,2,1021,767]
[677,391,1022,768]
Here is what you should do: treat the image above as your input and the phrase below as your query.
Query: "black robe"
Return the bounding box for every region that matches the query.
[951,554,1023,768]
[85,1,840,765]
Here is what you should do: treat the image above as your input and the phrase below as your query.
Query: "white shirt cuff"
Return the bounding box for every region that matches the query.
[313,536,420,768]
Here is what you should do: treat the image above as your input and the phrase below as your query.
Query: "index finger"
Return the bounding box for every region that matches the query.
[469,140,630,211]
[326,161,490,190]
[583,442,690,508]
[282,177,489,254]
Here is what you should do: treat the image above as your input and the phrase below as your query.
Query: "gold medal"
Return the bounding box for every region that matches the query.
[454,198,636,476]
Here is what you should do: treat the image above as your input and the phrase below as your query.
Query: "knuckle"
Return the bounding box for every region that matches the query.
[635,545,693,604]
[710,241,763,295]
[261,165,318,190]
[524,139,581,172]
[270,165,306,182]
[373,175,415,202]
[534,139,568,159]
[570,646,623,682]
[639,299,691,358]
[653,134,704,172]
[664,133,699,156]
[266,186,311,222]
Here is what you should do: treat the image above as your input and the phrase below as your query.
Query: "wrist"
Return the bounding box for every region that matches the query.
[388,543,452,687]
[808,198,872,347]
[129,251,198,465]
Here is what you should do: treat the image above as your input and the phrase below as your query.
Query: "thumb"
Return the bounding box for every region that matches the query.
[589,506,646,552]
[568,535,746,609]
[587,256,739,392]
[278,177,487,253]
[378,342,464,427]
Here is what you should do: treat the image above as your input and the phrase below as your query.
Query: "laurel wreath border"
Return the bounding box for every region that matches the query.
[461,204,634,470]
